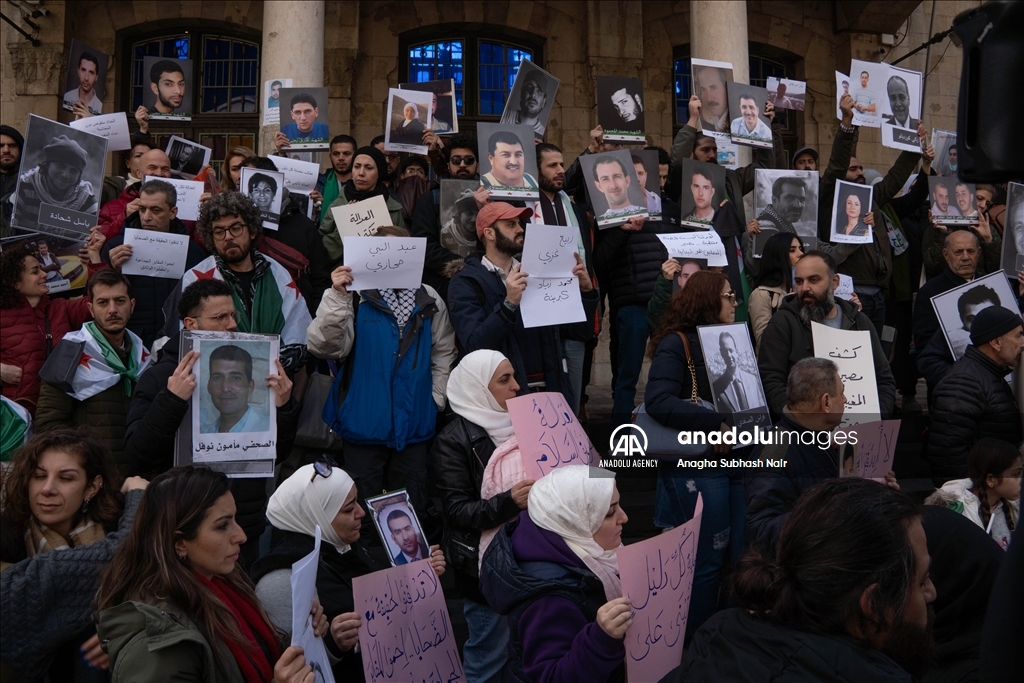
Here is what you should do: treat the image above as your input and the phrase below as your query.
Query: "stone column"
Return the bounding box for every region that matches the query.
[259,0,325,156]
[690,0,750,167]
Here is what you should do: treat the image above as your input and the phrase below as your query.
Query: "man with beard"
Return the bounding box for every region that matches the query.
[440,188,479,256]
[730,93,772,143]
[931,181,960,219]
[758,251,895,418]
[310,134,356,225]
[267,80,281,109]
[591,155,646,222]
[955,182,978,220]
[0,125,23,235]
[200,344,269,433]
[387,509,429,565]
[371,135,402,186]
[757,176,807,235]
[693,65,730,133]
[610,83,644,126]
[448,202,598,407]
[13,134,99,229]
[667,478,937,683]
[482,130,538,191]
[410,135,486,297]
[502,71,549,137]
[34,270,149,473]
[148,60,186,117]
[63,52,103,115]
[166,192,313,374]
[882,75,918,130]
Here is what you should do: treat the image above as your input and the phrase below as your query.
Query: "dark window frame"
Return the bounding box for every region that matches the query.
[398,23,545,134]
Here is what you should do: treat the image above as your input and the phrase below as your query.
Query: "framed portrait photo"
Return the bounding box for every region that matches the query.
[365,490,431,567]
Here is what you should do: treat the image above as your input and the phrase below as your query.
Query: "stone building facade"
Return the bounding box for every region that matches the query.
[1,0,977,176]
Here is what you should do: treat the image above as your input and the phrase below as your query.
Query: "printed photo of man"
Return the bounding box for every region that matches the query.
[440,187,479,255]
[64,52,103,115]
[632,154,661,216]
[931,180,961,218]
[387,508,428,565]
[882,75,918,129]
[712,331,765,413]
[267,80,282,109]
[686,169,716,223]
[611,83,643,125]
[592,154,646,221]
[946,285,1001,358]
[757,176,808,234]
[954,182,978,220]
[501,70,549,137]
[200,344,270,434]
[13,134,99,227]
[694,64,730,133]
[730,92,771,142]
[482,130,537,190]
[853,70,877,119]
[282,93,329,142]
[149,60,186,116]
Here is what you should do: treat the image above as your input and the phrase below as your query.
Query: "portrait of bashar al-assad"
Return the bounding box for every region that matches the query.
[200,344,270,434]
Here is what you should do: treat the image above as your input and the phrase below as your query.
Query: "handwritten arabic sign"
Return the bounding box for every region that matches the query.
[120,228,189,279]
[333,195,393,238]
[291,526,336,682]
[812,323,880,425]
[343,236,426,291]
[521,224,579,278]
[70,112,131,151]
[352,561,464,683]
[519,276,586,329]
[270,154,320,194]
[844,420,900,482]
[507,392,596,480]
[619,494,703,683]
[656,232,728,267]
[145,175,204,221]
[835,274,855,301]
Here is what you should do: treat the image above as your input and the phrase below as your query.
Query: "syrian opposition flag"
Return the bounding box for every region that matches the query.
[60,323,152,401]
[1,395,32,460]
[178,254,312,345]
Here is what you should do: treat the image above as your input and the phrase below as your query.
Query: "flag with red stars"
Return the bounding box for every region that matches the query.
[58,323,151,401]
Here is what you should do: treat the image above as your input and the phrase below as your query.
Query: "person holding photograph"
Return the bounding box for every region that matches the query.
[645,259,705,332]
[837,190,872,237]
[253,460,445,680]
[482,130,538,191]
[12,134,99,228]
[148,60,186,116]
[480,466,629,683]
[729,92,772,142]
[98,148,174,239]
[502,71,548,136]
[94,466,326,683]
[281,92,329,143]
[63,52,103,115]
[310,134,356,223]
[391,101,426,146]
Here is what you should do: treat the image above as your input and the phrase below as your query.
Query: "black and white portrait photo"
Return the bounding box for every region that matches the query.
[142,56,192,121]
[366,490,430,567]
[477,123,539,199]
[697,323,770,432]
[165,136,211,177]
[1002,182,1024,279]
[597,76,645,142]
[579,150,649,228]
[691,58,735,134]
[726,82,773,149]
[63,40,108,115]
[928,176,978,226]
[754,169,819,238]
[12,115,108,235]
[385,87,432,154]
[401,79,458,134]
[439,179,480,256]
[501,60,559,138]
[678,158,727,230]
[830,180,874,244]
[240,167,284,230]
[929,271,1020,360]
[881,65,922,130]
[194,338,274,436]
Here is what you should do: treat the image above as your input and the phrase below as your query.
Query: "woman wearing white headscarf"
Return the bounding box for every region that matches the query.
[479,466,631,683]
[251,458,445,680]
[431,349,535,683]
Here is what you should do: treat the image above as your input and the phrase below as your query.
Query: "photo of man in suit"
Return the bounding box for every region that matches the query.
[882,75,919,129]
[712,331,765,413]
[387,508,429,565]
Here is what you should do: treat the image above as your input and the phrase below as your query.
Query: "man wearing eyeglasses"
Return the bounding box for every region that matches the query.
[166,192,313,375]
[410,134,489,299]
[124,277,299,570]
[92,179,206,348]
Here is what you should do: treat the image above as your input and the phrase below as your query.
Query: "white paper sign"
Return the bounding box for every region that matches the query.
[521,224,579,278]
[849,60,886,129]
[519,277,586,329]
[120,228,190,279]
[270,154,319,194]
[343,236,426,291]
[812,323,880,425]
[332,195,392,238]
[290,526,336,683]
[656,232,728,267]
[835,274,855,301]
[69,112,131,151]
[835,71,850,121]
[144,175,204,221]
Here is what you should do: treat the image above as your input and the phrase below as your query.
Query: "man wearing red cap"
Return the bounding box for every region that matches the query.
[447,201,598,404]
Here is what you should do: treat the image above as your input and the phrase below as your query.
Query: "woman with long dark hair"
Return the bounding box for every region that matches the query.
[95,466,326,682]
[644,269,747,638]
[748,232,802,350]
[1,429,147,681]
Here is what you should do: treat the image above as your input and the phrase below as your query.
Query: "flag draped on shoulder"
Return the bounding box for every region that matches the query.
[178,253,311,346]
[59,322,151,401]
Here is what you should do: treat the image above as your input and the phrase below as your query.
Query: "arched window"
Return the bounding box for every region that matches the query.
[400,25,543,131]
[120,25,260,177]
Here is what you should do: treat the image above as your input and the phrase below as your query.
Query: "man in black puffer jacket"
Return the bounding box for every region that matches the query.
[928,306,1023,486]
[124,279,299,570]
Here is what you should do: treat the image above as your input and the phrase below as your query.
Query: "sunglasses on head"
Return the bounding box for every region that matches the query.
[310,453,339,482]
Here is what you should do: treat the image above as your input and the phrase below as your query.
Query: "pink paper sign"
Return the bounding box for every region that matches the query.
[845,419,900,482]
[506,391,597,480]
[618,494,703,683]
[352,561,464,683]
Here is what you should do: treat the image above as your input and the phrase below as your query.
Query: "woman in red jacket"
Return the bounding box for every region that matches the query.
[0,241,101,414]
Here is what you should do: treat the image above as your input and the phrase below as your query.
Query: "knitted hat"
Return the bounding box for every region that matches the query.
[43,135,88,170]
[352,145,387,179]
[475,201,532,239]
[970,305,1023,346]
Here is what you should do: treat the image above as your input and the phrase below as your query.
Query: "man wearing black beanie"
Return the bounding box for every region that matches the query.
[0,124,24,235]
[929,305,1024,485]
